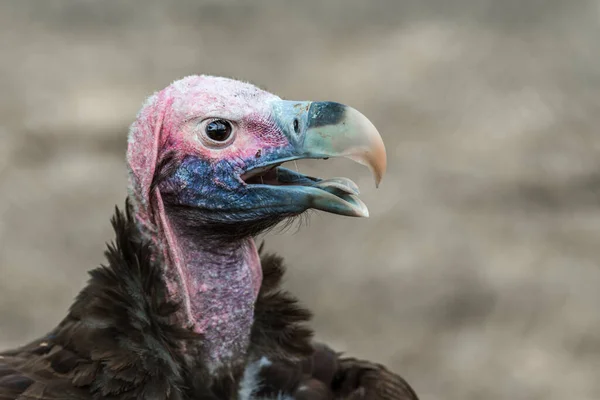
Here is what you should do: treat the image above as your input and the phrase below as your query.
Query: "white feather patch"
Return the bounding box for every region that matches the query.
[237,356,297,400]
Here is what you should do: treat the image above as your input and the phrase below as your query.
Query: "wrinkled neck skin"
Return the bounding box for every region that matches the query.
[149,202,263,372]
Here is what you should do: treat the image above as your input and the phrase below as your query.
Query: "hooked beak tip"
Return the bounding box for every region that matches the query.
[341,105,387,188]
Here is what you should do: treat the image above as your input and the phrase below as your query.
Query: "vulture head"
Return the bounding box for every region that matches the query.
[126,75,386,372]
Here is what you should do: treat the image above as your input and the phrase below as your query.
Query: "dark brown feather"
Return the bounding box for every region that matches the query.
[249,254,419,400]
[249,342,420,400]
[331,357,419,400]
[1,201,419,400]
[0,203,209,400]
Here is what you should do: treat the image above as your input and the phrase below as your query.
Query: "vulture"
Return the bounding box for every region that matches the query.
[0,76,419,400]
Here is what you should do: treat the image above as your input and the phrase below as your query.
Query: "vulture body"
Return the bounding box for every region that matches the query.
[0,76,419,399]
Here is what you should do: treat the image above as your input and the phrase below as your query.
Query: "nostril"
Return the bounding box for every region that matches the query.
[293,119,299,134]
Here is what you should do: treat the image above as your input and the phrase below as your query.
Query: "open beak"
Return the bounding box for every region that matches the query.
[242,100,386,217]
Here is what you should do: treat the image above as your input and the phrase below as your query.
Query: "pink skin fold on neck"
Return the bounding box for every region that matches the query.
[148,185,263,369]
[156,188,263,331]
[127,77,269,368]
[244,238,263,299]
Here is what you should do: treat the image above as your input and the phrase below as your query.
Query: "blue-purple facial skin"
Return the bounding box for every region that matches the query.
[160,153,309,223]
[158,100,356,224]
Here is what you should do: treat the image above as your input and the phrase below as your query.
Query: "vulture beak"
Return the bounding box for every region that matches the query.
[242,101,386,218]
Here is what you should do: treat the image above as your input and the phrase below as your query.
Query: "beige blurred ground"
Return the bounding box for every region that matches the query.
[1,1,600,399]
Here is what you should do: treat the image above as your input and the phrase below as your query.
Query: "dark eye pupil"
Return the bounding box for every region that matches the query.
[205,120,232,142]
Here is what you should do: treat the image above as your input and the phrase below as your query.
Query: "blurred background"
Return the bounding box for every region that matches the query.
[1,1,600,399]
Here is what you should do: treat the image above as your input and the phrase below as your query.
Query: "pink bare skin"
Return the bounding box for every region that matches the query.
[126,75,386,371]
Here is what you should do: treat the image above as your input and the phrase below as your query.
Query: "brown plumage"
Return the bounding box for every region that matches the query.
[0,204,418,399]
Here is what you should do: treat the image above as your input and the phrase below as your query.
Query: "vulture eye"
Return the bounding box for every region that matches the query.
[204,119,233,143]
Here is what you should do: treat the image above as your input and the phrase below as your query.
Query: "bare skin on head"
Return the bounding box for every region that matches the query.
[127,75,386,369]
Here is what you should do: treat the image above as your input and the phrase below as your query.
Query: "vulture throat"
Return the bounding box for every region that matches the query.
[126,76,386,370]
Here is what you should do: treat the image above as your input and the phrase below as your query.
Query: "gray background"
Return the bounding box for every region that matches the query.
[1,1,600,399]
